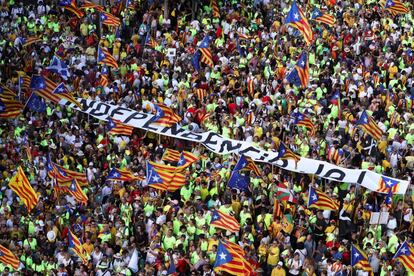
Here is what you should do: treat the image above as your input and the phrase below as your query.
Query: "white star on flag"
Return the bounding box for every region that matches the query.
[151,175,160,182]
[294,13,299,20]
[219,252,227,260]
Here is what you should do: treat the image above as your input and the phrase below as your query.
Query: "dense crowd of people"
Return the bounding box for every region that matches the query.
[0,0,414,275]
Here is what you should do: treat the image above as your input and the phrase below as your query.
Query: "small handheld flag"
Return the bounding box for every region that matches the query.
[210,209,240,233]
[308,186,339,211]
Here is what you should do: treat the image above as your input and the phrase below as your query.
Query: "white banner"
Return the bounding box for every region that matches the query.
[60,98,409,195]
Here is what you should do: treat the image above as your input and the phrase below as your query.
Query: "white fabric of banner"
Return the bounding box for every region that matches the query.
[61,98,409,195]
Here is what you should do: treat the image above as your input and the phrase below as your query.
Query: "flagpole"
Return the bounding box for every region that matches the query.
[18,76,22,101]
[22,92,34,112]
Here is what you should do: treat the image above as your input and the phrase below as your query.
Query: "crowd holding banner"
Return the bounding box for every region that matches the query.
[0,0,414,275]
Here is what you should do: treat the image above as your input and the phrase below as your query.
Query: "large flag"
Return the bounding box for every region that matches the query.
[0,244,20,270]
[80,0,104,11]
[106,167,143,182]
[51,82,82,108]
[146,162,186,192]
[0,85,17,99]
[393,241,414,272]
[228,171,249,191]
[285,1,313,45]
[351,245,373,273]
[46,56,69,80]
[8,167,39,212]
[30,75,81,108]
[200,48,214,68]
[26,93,46,113]
[277,142,301,163]
[308,186,339,211]
[214,240,253,276]
[97,47,119,69]
[19,76,31,91]
[58,179,88,205]
[0,98,23,119]
[68,230,89,265]
[46,158,73,187]
[151,104,182,127]
[176,152,199,170]
[311,7,335,26]
[292,112,315,136]
[107,118,134,136]
[210,209,240,233]
[276,181,298,203]
[211,0,220,17]
[234,155,261,176]
[356,110,384,141]
[162,149,181,162]
[54,164,88,186]
[286,52,309,88]
[377,175,399,194]
[100,11,121,27]
[58,0,85,18]
[384,0,409,15]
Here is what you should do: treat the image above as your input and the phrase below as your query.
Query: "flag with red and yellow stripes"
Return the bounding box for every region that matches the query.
[0,244,20,270]
[8,166,39,212]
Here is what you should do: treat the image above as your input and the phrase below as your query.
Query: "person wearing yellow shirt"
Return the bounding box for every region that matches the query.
[83,238,94,256]
[267,240,280,271]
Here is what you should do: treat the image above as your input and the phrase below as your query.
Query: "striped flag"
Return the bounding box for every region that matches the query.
[97,47,119,69]
[106,167,144,182]
[19,76,31,91]
[30,75,81,107]
[245,110,256,125]
[68,230,89,265]
[194,88,207,100]
[99,65,109,87]
[146,162,186,192]
[57,179,88,205]
[311,7,335,26]
[22,37,42,48]
[237,32,252,40]
[0,97,23,119]
[58,0,84,18]
[80,0,104,11]
[8,166,39,212]
[100,11,121,26]
[162,149,181,162]
[0,244,20,270]
[233,155,261,176]
[177,152,199,170]
[393,242,414,272]
[376,175,399,194]
[107,118,134,136]
[151,104,182,127]
[356,110,384,141]
[351,245,373,273]
[0,85,17,99]
[211,0,220,18]
[286,52,309,88]
[214,240,253,275]
[247,78,254,97]
[273,199,283,220]
[327,146,342,165]
[285,1,313,45]
[277,142,301,163]
[308,186,339,211]
[292,112,316,136]
[200,48,214,67]
[384,0,409,15]
[210,209,240,233]
[54,164,88,186]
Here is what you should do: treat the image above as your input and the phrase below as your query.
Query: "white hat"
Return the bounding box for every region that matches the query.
[47,230,56,242]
